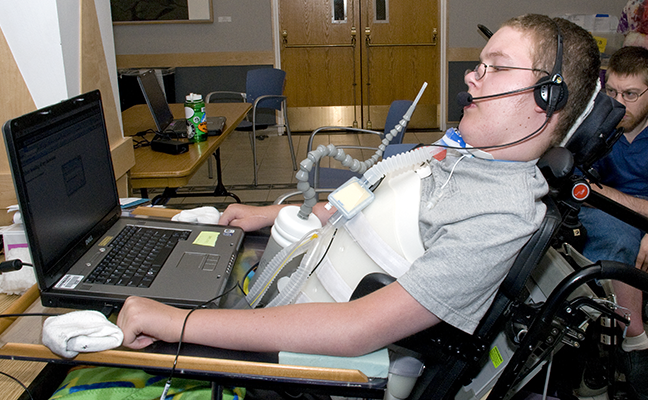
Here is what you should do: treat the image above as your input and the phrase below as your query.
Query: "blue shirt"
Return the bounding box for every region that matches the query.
[593,125,648,197]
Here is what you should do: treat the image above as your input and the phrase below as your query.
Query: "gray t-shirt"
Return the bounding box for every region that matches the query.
[397,151,548,334]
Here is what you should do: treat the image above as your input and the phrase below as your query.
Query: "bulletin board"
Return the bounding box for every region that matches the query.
[111,0,213,24]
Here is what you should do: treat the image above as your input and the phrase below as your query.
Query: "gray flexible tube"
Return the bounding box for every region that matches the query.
[296,82,428,219]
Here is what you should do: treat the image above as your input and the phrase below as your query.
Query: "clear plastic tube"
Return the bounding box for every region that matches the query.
[245,229,319,308]
[361,146,439,187]
[266,220,337,307]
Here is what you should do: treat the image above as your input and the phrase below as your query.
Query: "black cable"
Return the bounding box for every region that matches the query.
[0,313,60,318]
[132,129,156,149]
[432,116,551,152]
[0,260,32,274]
[0,295,55,400]
[161,282,245,400]
[0,370,34,400]
[308,229,338,277]
[133,136,152,149]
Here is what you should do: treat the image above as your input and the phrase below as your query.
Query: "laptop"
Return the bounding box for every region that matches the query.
[136,69,226,137]
[2,90,244,312]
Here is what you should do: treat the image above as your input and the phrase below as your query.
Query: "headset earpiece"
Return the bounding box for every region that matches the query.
[534,76,568,114]
[533,20,568,117]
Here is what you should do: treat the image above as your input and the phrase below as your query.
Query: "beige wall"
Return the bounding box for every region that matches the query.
[0,1,134,226]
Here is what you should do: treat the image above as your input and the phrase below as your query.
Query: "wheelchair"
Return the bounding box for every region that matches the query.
[344,91,648,400]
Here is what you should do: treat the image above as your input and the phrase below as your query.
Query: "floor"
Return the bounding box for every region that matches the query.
[145,128,445,209]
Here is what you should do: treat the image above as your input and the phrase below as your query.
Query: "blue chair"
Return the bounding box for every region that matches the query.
[309,100,413,190]
[206,68,297,186]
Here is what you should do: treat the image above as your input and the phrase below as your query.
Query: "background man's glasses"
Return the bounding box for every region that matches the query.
[605,87,648,102]
[466,63,550,81]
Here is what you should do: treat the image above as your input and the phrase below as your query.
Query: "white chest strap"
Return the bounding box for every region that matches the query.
[344,212,412,278]
[312,213,412,303]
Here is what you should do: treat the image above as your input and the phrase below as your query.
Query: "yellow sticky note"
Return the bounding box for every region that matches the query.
[193,231,220,247]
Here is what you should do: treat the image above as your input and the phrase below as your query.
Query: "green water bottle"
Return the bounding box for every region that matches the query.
[185,93,207,143]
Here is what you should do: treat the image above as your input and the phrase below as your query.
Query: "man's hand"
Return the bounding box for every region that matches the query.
[117,296,190,349]
[219,203,282,232]
[636,234,648,272]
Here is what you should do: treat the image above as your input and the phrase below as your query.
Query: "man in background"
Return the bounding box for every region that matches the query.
[578,45,648,400]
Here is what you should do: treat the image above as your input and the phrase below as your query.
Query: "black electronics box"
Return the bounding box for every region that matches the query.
[151,137,189,155]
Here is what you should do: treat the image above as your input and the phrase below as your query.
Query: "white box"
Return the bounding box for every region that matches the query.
[2,224,31,263]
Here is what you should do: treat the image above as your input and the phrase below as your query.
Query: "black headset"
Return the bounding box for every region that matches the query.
[533,20,568,117]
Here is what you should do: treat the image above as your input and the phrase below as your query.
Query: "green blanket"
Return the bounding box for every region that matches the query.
[49,366,245,400]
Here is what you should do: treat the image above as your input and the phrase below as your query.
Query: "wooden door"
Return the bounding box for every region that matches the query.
[361,0,438,130]
[279,0,439,131]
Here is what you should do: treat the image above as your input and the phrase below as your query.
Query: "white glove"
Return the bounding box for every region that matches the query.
[171,206,221,225]
[42,310,124,358]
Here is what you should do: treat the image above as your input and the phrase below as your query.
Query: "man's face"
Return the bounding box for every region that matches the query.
[605,72,648,134]
[458,26,545,150]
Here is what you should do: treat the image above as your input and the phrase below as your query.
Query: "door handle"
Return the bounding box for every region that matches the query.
[365,27,438,47]
[282,29,356,48]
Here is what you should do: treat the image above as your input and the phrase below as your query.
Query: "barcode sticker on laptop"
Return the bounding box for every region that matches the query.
[55,274,84,290]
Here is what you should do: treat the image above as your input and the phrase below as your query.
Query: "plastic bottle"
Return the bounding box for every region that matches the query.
[184,93,207,143]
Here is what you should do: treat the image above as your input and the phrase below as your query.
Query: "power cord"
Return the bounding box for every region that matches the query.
[0,259,30,274]
[0,312,61,400]
[160,282,245,400]
[133,129,156,149]
[0,370,34,400]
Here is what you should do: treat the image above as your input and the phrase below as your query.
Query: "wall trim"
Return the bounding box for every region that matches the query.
[448,47,481,62]
[116,51,275,69]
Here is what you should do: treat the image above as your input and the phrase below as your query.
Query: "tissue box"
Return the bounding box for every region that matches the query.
[2,224,30,260]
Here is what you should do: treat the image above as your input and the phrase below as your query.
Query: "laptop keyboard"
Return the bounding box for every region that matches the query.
[85,225,191,287]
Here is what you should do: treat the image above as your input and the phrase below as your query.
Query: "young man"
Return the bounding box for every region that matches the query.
[578,45,648,399]
[117,15,601,358]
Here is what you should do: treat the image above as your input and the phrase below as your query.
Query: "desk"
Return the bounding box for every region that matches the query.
[0,229,386,398]
[122,102,251,205]
[0,287,47,400]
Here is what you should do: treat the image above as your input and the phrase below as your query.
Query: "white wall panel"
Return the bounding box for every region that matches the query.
[0,1,68,108]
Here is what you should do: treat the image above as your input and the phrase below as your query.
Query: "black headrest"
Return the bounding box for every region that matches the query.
[563,91,625,172]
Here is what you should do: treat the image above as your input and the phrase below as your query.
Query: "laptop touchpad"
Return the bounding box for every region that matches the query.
[177,252,221,271]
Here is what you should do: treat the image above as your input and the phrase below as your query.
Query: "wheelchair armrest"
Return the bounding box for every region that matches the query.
[350,273,397,301]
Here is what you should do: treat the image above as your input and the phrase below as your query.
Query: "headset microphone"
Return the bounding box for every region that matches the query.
[456,81,547,108]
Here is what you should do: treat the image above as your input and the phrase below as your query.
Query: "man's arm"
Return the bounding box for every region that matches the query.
[591,184,648,219]
[219,202,337,232]
[637,234,648,271]
[591,184,648,270]
[117,282,441,357]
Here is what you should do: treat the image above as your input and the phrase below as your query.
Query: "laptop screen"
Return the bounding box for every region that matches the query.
[3,90,122,289]
[137,69,175,133]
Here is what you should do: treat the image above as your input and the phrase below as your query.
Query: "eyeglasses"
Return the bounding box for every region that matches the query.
[466,63,550,81]
[605,87,648,102]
